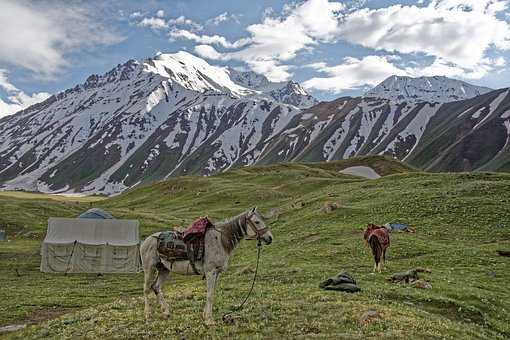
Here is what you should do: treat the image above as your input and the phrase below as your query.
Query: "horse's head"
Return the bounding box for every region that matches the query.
[246,207,273,245]
[363,223,378,246]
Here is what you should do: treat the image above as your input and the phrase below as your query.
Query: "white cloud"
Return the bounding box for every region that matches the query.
[190,0,510,84]
[168,16,203,31]
[303,56,408,92]
[194,45,229,60]
[407,56,507,79]
[337,1,510,71]
[138,17,168,30]
[0,70,50,118]
[302,52,507,93]
[169,29,251,48]
[0,0,124,79]
[192,0,346,81]
[156,10,165,18]
[129,11,143,19]
[206,12,241,26]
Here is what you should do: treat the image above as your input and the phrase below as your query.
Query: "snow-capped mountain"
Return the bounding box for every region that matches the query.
[260,88,510,172]
[365,75,493,103]
[1,52,509,195]
[0,52,302,194]
[227,68,318,109]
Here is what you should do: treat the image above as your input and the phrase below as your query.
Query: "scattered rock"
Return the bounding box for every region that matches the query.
[321,201,341,213]
[358,310,382,326]
[0,324,27,334]
[289,267,303,274]
[414,279,432,289]
[487,271,496,278]
[39,328,50,337]
[292,201,304,209]
[236,266,254,275]
[62,318,77,325]
[264,208,280,220]
[222,313,236,325]
[303,234,321,242]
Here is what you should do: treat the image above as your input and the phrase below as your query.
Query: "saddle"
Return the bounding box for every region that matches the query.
[156,217,214,274]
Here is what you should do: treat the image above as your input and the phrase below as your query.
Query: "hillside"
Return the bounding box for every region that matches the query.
[1,157,509,339]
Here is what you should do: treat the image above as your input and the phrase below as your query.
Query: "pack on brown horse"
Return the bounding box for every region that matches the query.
[363,223,390,272]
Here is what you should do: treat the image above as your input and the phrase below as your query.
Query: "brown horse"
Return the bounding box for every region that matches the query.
[139,207,273,325]
[363,223,390,272]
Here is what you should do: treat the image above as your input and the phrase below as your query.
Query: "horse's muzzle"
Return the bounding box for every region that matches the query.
[262,234,273,245]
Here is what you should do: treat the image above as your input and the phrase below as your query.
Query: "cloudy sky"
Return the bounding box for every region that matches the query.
[1,0,509,117]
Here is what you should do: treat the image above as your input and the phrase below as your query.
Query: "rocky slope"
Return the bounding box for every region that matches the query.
[260,89,510,173]
[0,53,508,195]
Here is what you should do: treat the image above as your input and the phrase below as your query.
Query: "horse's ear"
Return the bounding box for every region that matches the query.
[251,206,257,213]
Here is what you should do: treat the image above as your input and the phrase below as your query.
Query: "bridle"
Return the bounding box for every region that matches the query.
[245,214,269,240]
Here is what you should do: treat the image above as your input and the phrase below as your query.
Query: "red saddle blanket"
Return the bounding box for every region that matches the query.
[364,224,390,249]
[183,217,214,242]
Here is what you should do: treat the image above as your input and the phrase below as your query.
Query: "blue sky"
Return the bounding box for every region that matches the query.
[1,0,510,117]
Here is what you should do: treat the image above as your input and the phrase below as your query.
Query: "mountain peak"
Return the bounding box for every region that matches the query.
[227,68,317,108]
[365,75,493,103]
[143,52,251,96]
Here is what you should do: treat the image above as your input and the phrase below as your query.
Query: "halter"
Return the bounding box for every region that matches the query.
[245,214,269,239]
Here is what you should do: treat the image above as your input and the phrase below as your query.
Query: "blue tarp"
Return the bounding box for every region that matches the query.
[384,222,411,232]
[78,208,114,219]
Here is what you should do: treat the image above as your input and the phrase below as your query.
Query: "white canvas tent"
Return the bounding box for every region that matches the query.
[40,217,141,273]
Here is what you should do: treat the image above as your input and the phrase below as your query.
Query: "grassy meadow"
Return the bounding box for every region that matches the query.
[0,156,509,339]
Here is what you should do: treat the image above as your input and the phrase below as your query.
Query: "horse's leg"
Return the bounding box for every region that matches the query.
[203,269,219,325]
[143,267,157,321]
[153,266,171,318]
[381,248,387,271]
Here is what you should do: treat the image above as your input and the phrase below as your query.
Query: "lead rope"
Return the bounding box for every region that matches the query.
[222,238,262,321]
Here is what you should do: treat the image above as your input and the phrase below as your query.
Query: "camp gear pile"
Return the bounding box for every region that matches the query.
[156,231,188,261]
[384,222,415,233]
[388,268,432,283]
[319,270,361,292]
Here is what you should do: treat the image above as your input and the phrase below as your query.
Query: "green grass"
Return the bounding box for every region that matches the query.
[0,157,509,339]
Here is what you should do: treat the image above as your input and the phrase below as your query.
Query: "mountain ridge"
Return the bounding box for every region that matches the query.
[365,75,493,103]
[0,52,509,195]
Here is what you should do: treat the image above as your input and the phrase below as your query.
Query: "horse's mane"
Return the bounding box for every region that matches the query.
[216,211,249,253]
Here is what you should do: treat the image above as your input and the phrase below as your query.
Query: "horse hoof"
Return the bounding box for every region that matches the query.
[161,312,170,319]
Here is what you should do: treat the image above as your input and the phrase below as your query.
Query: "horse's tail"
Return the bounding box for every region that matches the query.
[369,235,382,266]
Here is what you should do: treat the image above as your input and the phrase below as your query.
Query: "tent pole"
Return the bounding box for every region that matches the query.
[64,241,77,275]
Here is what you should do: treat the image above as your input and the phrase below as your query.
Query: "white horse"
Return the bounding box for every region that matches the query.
[140,207,273,325]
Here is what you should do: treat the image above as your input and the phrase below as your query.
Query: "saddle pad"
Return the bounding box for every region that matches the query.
[157,231,188,261]
[183,217,213,242]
